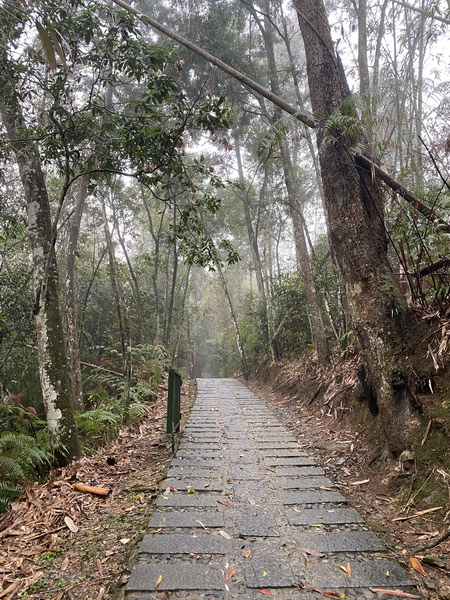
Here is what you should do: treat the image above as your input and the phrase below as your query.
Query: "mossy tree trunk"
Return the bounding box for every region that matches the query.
[0,30,81,464]
[294,0,419,455]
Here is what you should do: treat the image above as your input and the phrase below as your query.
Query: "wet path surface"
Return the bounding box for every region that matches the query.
[126,378,420,599]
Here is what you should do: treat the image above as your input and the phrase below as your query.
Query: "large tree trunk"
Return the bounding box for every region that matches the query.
[0,48,81,464]
[293,0,418,455]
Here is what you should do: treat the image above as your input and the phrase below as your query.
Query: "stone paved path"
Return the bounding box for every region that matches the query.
[126,379,421,600]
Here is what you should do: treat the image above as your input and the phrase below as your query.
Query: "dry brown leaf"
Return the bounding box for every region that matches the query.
[369,589,420,598]
[155,574,163,588]
[218,530,232,540]
[297,546,325,558]
[217,499,240,508]
[64,515,79,533]
[346,562,351,577]
[97,558,104,576]
[410,557,426,577]
[350,479,370,485]
[61,556,70,571]
[96,588,106,600]
[243,548,251,558]
[311,589,340,599]
[159,591,170,600]
[226,567,238,580]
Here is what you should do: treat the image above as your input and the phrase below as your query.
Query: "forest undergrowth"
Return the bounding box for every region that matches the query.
[247,308,450,600]
[0,382,195,600]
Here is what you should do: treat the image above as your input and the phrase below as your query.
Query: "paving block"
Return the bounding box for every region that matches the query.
[230,467,263,480]
[296,559,414,589]
[264,456,317,467]
[156,493,223,507]
[243,543,297,588]
[236,508,279,537]
[172,458,222,467]
[260,449,308,457]
[256,442,301,449]
[286,507,363,525]
[295,530,385,552]
[139,533,228,554]
[280,476,335,490]
[273,467,325,477]
[163,478,224,492]
[167,468,223,479]
[148,510,225,528]
[127,564,224,591]
[281,490,346,505]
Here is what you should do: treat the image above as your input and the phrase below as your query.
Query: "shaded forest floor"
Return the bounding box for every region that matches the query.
[0,384,196,600]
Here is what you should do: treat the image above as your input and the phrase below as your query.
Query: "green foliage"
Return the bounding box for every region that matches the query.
[0,431,51,512]
[271,273,311,358]
[75,409,121,451]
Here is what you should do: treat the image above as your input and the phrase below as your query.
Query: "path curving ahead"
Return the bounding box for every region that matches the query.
[126,378,421,599]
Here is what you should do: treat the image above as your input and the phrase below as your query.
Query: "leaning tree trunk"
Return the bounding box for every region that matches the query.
[0,49,80,464]
[294,0,419,455]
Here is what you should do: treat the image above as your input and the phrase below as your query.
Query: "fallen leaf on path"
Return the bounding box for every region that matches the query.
[410,557,426,577]
[346,562,351,577]
[64,516,79,533]
[297,546,325,557]
[226,567,238,580]
[61,556,69,571]
[219,530,232,540]
[217,500,239,508]
[120,538,131,544]
[311,589,340,599]
[155,575,163,588]
[350,479,370,485]
[259,590,273,595]
[159,591,170,600]
[369,589,420,598]
[243,548,251,558]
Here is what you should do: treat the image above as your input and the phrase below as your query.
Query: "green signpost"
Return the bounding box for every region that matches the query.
[166,368,181,451]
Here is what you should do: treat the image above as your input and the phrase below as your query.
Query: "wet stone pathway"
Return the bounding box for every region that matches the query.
[126,379,421,600]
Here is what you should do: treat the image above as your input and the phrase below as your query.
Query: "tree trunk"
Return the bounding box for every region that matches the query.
[294,0,418,455]
[101,193,132,417]
[0,45,80,464]
[66,175,89,413]
[234,139,274,357]
[111,202,145,344]
[216,262,249,379]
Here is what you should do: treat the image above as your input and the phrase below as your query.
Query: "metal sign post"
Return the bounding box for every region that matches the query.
[166,368,181,451]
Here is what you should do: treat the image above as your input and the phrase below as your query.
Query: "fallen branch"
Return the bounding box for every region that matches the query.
[71,483,111,497]
[393,506,443,522]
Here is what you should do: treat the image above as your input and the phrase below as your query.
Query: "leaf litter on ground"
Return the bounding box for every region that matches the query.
[0,382,195,599]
